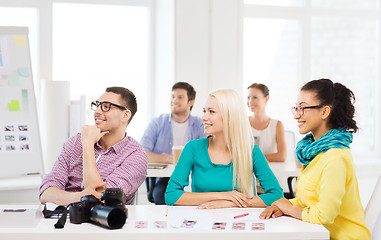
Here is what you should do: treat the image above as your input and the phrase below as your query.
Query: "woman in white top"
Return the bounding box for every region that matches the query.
[247,83,286,162]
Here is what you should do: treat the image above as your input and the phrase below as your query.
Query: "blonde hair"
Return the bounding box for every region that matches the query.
[209,89,254,196]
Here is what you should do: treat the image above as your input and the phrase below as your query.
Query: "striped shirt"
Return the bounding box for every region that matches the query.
[39,133,147,204]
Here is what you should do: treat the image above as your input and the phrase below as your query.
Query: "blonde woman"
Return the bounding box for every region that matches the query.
[165,89,283,208]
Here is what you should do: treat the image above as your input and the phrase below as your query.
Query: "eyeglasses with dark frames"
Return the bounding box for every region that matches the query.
[91,101,128,112]
[291,105,323,116]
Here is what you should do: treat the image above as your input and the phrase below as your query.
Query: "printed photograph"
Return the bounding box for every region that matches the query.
[19,135,27,141]
[20,144,29,150]
[135,221,148,229]
[181,220,197,228]
[18,125,28,131]
[5,135,15,141]
[154,221,167,229]
[6,145,15,151]
[5,125,14,131]
[251,222,265,231]
[212,222,227,230]
[232,222,246,230]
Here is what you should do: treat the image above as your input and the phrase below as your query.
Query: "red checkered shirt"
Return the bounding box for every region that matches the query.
[40,133,147,204]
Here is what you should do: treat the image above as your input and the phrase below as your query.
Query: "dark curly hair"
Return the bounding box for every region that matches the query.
[301,79,358,133]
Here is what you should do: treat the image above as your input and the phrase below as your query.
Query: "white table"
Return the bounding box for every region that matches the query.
[0,205,329,240]
[147,164,176,177]
[147,162,301,192]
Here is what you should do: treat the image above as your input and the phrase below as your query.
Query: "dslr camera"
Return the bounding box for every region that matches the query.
[69,188,127,229]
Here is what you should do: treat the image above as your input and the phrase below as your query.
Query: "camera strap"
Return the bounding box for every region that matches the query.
[42,205,69,229]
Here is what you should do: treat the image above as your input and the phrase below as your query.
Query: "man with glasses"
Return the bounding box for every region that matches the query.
[140,82,206,205]
[40,87,147,206]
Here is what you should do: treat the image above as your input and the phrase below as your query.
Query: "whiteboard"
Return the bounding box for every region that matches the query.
[0,27,44,178]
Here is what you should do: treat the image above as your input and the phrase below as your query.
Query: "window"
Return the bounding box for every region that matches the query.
[244,0,303,7]
[311,0,377,10]
[52,2,151,140]
[244,18,300,132]
[244,1,381,158]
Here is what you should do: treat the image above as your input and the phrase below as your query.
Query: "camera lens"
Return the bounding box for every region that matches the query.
[107,208,127,229]
[102,188,126,206]
[90,205,127,229]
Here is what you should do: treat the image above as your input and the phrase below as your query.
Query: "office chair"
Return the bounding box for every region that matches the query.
[146,177,156,203]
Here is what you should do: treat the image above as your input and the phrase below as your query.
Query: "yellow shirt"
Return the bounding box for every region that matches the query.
[290,148,371,240]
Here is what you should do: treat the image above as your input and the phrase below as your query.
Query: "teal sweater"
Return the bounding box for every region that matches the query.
[165,137,283,206]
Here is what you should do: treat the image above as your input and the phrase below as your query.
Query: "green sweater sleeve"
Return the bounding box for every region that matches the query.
[252,145,284,205]
[164,142,195,206]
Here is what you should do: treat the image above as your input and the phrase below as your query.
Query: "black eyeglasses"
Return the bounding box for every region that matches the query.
[291,105,323,116]
[91,101,128,112]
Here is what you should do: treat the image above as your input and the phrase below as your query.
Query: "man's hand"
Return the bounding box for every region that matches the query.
[197,200,236,209]
[160,153,173,164]
[79,182,106,200]
[81,125,109,146]
[145,151,173,164]
[81,125,106,189]
[259,205,284,219]
[40,184,104,206]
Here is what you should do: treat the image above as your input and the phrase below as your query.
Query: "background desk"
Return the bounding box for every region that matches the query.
[0,205,329,240]
[0,176,42,203]
[147,164,176,177]
[147,162,301,192]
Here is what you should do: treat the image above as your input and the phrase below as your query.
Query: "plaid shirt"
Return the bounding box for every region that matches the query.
[40,133,147,204]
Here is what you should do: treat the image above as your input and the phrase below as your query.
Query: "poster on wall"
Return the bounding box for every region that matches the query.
[0,27,43,178]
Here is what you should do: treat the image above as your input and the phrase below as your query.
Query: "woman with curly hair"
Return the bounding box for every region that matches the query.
[260,79,370,240]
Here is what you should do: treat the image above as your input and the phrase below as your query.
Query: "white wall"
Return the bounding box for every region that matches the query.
[172,0,243,117]
[152,0,175,118]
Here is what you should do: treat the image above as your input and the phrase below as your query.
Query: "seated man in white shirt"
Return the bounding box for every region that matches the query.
[140,82,206,205]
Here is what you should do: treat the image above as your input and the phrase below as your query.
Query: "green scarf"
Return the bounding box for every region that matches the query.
[296,128,353,166]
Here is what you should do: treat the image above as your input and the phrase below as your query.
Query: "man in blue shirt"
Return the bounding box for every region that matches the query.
[140,82,206,204]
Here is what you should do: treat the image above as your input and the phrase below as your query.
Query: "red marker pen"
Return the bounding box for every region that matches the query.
[234,213,249,219]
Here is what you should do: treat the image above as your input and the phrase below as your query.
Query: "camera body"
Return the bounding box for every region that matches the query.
[69,195,100,224]
[69,188,127,229]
